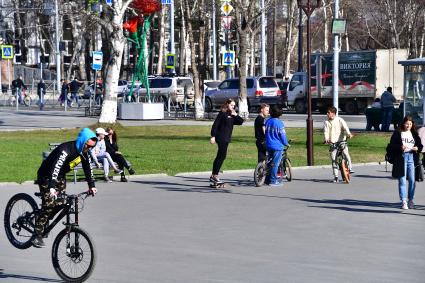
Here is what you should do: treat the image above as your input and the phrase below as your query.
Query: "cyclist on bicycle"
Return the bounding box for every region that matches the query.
[254,103,270,162]
[323,106,354,183]
[33,128,98,248]
[265,105,289,186]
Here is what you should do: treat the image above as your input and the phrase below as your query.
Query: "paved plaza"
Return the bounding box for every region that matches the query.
[0,164,424,282]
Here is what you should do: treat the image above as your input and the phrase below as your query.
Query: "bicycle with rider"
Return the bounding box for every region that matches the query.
[323,106,354,183]
[33,128,98,248]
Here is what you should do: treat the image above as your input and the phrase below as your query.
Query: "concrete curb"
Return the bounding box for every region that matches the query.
[1,162,386,186]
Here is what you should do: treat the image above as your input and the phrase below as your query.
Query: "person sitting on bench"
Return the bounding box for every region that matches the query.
[91,128,123,182]
[105,127,135,182]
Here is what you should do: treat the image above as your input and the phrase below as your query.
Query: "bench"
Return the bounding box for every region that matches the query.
[42,143,123,184]
[364,107,403,131]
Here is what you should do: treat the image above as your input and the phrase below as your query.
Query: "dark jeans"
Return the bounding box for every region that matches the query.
[212,142,229,175]
[109,151,131,172]
[381,106,394,132]
[256,140,267,163]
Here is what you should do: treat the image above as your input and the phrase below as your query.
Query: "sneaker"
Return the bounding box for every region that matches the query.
[401,200,409,210]
[269,181,283,187]
[128,168,135,175]
[209,175,221,183]
[408,200,415,209]
[32,236,46,248]
[104,176,112,183]
[115,169,124,174]
[121,175,128,182]
[349,169,355,174]
[333,177,339,183]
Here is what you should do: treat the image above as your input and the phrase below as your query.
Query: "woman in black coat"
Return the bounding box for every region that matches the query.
[388,115,423,209]
[209,99,244,184]
[105,128,135,182]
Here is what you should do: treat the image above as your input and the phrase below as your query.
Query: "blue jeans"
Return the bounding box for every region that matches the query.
[398,152,415,201]
[381,107,393,132]
[267,149,283,184]
[70,92,80,106]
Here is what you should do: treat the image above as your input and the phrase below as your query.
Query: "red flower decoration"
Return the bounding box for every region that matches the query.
[131,0,161,15]
[123,17,140,33]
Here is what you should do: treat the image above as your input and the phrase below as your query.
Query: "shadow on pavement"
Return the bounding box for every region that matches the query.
[0,270,60,282]
[292,198,425,216]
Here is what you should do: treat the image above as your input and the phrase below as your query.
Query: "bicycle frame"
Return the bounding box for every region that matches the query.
[43,195,81,237]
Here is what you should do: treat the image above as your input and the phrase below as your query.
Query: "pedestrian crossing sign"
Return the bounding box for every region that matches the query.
[1,45,14,59]
[166,53,175,69]
[222,51,235,66]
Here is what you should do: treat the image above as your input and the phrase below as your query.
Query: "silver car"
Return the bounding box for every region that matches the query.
[204,76,281,112]
[135,77,194,105]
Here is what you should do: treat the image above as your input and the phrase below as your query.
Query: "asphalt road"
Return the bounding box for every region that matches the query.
[1,164,424,282]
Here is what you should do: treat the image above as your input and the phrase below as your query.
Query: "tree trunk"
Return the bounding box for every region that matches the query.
[183,0,203,119]
[235,9,249,118]
[157,8,165,74]
[98,2,129,124]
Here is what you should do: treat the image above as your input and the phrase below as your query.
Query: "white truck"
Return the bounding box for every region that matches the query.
[286,49,407,114]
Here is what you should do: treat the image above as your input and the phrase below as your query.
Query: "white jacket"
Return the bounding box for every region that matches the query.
[324,116,351,143]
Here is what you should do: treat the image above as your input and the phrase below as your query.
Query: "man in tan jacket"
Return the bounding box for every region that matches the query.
[324,106,354,182]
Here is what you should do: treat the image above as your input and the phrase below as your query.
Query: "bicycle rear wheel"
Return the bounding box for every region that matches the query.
[4,193,37,249]
[254,161,267,187]
[52,227,96,283]
[340,160,350,183]
[284,159,293,182]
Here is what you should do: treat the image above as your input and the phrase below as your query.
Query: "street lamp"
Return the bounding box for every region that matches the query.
[297,0,320,166]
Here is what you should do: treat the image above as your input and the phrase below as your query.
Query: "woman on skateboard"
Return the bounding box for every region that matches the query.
[209,99,244,186]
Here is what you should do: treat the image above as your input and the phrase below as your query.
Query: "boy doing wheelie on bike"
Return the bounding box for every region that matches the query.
[34,128,98,248]
[265,105,289,186]
[323,106,354,183]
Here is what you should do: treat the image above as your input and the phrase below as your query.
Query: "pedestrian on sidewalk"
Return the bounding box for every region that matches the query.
[380,87,396,132]
[209,98,244,184]
[37,79,46,110]
[388,115,423,210]
[59,79,71,107]
[69,77,82,107]
[265,105,289,186]
[254,103,270,163]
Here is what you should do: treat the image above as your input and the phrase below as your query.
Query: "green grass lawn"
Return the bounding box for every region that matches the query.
[0,125,392,183]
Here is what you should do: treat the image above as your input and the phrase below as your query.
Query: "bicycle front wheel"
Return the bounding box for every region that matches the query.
[340,160,350,183]
[52,227,96,283]
[4,193,37,249]
[284,159,293,182]
[254,161,267,187]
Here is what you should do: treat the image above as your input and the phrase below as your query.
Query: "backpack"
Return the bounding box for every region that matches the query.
[385,143,394,164]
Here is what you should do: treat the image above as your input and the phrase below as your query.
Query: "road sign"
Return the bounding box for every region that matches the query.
[1,45,14,59]
[166,53,175,69]
[222,51,235,66]
[106,0,113,6]
[221,2,233,15]
[92,51,103,71]
[161,0,172,4]
[221,16,232,30]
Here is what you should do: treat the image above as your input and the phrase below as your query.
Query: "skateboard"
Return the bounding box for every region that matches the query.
[210,181,225,188]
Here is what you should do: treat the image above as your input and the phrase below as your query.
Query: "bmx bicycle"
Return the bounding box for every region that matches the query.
[328,140,351,183]
[4,190,96,282]
[254,144,292,187]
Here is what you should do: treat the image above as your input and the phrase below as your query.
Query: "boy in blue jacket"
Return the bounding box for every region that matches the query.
[265,105,289,186]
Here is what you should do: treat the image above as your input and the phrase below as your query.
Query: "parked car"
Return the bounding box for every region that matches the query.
[204,80,221,93]
[204,76,281,112]
[82,80,128,99]
[135,76,194,106]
